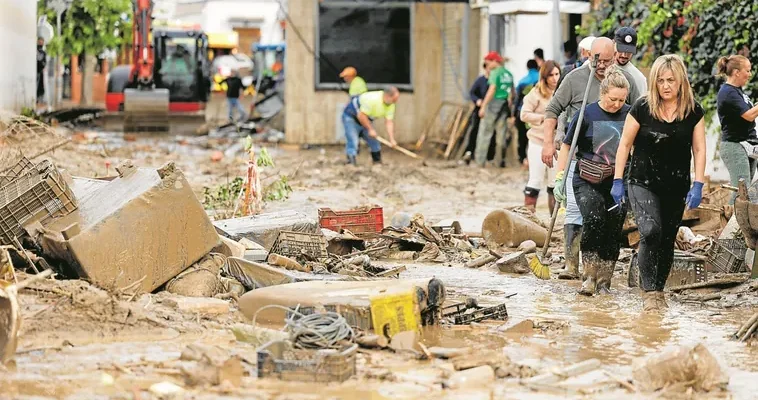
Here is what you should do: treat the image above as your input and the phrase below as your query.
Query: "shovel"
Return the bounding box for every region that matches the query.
[529,54,598,280]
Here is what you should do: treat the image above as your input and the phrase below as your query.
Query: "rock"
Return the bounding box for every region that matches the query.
[182,354,244,387]
[213,235,246,258]
[452,351,502,371]
[390,331,420,352]
[166,253,225,297]
[499,319,535,335]
[632,343,728,393]
[211,151,224,162]
[428,347,470,359]
[149,382,185,399]
[517,240,537,254]
[496,251,529,274]
[181,343,228,364]
[164,296,230,315]
[444,365,495,390]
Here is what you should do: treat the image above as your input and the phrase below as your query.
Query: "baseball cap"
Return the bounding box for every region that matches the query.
[614,27,638,54]
[578,36,596,52]
[484,51,504,63]
[339,66,357,78]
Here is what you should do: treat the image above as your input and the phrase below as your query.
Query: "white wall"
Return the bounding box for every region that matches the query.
[502,12,568,81]
[0,0,37,111]
[200,0,284,44]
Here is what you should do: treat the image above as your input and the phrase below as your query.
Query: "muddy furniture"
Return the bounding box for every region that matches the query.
[37,162,220,293]
[733,179,758,278]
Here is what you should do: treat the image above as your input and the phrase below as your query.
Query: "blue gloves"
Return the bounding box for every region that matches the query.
[611,179,625,206]
[686,181,704,209]
[553,171,566,205]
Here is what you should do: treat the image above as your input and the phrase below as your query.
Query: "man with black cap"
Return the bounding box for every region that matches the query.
[614,27,647,96]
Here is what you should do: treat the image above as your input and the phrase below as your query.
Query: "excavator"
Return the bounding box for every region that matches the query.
[105,0,211,132]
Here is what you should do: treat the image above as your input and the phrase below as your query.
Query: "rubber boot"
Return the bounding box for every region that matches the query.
[371,151,382,165]
[596,260,615,294]
[578,254,598,296]
[524,194,538,213]
[559,224,582,280]
[642,291,659,312]
[547,187,556,215]
[655,291,668,309]
[345,155,357,166]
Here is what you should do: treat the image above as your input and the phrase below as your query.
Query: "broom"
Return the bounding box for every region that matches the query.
[529,54,598,280]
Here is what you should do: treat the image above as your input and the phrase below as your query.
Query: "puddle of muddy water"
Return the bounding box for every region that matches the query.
[396,262,758,398]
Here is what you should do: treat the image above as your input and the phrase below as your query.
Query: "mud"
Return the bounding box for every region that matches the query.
[3,133,758,398]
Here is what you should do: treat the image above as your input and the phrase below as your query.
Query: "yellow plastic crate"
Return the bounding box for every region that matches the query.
[369,289,421,338]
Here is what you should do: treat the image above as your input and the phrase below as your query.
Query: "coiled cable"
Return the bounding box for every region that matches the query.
[252,304,355,350]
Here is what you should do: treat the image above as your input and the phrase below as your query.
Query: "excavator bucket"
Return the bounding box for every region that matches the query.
[123,88,170,132]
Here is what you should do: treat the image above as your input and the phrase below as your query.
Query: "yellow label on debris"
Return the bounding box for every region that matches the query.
[370,289,421,338]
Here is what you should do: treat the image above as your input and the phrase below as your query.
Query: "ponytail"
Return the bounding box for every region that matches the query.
[716,55,748,78]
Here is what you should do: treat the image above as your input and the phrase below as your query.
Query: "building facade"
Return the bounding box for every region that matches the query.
[0,0,37,111]
[285,0,480,145]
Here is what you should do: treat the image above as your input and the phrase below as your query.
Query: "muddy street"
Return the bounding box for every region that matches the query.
[1,132,757,399]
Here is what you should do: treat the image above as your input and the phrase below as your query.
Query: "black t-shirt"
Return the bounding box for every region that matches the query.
[224,76,245,99]
[628,97,704,195]
[717,83,757,143]
[564,102,631,166]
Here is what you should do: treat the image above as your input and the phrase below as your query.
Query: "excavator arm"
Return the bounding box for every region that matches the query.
[124,0,170,131]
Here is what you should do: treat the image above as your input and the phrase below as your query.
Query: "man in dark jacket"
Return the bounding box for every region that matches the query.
[37,37,47,105]
[222,69,247,122]
[463,62,494,164]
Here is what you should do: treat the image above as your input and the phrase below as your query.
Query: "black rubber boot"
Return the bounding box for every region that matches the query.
[371,151,382,164]
[558,224,582,280]
[345,155,357,166]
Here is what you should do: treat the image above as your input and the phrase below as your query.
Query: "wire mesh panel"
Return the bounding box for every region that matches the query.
[0,160,77,245]
[0,113,70,171]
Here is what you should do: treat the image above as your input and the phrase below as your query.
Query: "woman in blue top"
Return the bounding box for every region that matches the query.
[553,67,631,296]
[716,54,758,203]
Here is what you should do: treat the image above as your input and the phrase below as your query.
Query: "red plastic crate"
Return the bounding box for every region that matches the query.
[318,206,383,235]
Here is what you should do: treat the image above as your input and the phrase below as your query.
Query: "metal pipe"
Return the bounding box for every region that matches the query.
[552,0,562,63]
[460,5,470,101]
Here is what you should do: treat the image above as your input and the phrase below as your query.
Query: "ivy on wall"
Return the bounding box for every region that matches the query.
[579,0,758,119]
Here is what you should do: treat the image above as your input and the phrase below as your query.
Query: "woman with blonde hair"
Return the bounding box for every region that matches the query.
[553,67,631,295]
[612,54,706,311]
[716,54,758,203]
[520,60,562,213]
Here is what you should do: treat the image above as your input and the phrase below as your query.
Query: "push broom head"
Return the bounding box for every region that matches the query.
[529,254,552,280]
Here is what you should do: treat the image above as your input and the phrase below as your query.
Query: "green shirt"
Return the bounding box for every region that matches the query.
[358,91,395,120]
[488,67,514,100]
[349,76,368,96]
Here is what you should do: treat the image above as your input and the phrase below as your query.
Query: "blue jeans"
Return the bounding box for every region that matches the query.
[342,112,381,157]
[227,98,247,122]
[565,160,583,225]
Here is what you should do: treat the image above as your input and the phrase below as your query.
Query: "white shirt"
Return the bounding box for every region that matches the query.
[618,62,648,100]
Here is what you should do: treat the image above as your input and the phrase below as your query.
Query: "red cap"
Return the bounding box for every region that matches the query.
[484,51,504,63]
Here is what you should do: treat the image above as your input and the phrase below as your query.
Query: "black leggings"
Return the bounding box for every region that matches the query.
[515,113,528,163]
[574,178,627,262]
[628,184,686,292]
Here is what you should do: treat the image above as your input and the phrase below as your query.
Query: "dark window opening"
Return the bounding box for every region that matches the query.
[316,3,412,90]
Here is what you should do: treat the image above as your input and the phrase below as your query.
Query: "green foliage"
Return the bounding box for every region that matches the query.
[38,0,131,61]
[581,0,758,118]
[263,176,292,202]
[257,147,275,167]
[202,177,244,211]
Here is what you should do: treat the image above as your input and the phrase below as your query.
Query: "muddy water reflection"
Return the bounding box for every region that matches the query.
[400,263,758,395]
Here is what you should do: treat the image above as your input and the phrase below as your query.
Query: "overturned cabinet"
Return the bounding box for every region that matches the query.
[36,161,220,293]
